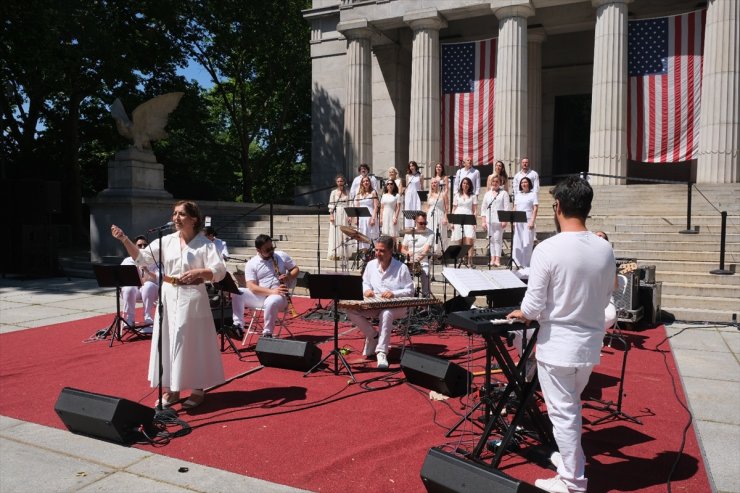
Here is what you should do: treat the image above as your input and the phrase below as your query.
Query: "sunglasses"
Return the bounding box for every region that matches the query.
[136,243,148,248]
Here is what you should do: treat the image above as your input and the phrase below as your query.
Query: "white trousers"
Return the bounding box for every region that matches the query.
[231,288,287,335]
[537,362,593,492]
[512,223,535,267]
[487,223,505,257]
[121,282,158,324]
[346,307,406,354]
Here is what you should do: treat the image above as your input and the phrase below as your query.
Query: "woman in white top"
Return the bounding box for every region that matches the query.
[451,177,477,267]
[386,167,403,193]
[354,175,379,249]
[380,180,401,238]
[431,162,449,194]
[328,174,350,260]
[486,160,509,194]
[404,161,424,228]
[424,177,449,257]
[481,175,511,267]
[512,176,538,268]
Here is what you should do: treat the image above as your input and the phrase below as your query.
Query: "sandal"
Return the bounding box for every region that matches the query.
[182,390,205,410]
[154,391,180,407]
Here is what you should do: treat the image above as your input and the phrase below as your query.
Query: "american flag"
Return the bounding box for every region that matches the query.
[628,10,705,163]
[440,38,496,167]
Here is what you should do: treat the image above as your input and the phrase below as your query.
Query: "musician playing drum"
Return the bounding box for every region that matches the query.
[400,212,434,297]
[345,236,414,369]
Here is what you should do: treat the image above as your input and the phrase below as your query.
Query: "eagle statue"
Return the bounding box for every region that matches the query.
[110,92,184,151]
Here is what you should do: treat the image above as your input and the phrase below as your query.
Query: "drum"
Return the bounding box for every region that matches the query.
[363,247,376,263]
[406,261,422,276]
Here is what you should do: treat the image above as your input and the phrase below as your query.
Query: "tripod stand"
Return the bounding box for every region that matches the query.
[497,210,527,270]
[304,273,364,383]
[93,264,143,347]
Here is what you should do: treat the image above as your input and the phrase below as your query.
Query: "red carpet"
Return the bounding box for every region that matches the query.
[0,297,710,493]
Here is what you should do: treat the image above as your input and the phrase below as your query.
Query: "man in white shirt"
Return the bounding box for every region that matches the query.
[349,163,380,199]
[205,227,229,260]
[231,235,299,338]
[400,212,434,297]
[346,236,414,369]
[454,156,481,195]
[507,177,615,493]
[120,235,158,333]
[512,157,540,196]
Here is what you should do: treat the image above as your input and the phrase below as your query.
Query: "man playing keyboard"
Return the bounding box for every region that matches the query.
[346,235,414,369]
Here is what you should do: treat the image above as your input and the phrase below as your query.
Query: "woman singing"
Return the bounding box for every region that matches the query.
[355,175,379,249]
[451,177,477,267]
[110,200,226,410]
[431,162,449,194]
[387,167,403,193]
[425,177,449,257]
[486,160,509,194]
[481,175,511,267]
[380,180,401,238]
[404,161,424,228]
[512,176,538,267]
[328,174,350,260]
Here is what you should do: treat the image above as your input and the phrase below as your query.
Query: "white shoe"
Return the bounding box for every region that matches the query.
[534,475,569,493]
[550,451,563,470]
[363,335,378,357]
[376,351,389,369]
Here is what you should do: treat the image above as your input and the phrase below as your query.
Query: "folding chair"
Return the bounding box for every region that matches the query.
[240,286,297,347]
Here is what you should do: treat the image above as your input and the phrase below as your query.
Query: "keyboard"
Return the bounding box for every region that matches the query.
[446,306,538,335]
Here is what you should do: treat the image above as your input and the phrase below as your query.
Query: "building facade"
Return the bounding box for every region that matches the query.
[303,0,738,193]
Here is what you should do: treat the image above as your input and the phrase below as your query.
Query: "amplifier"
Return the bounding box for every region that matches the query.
[639,281,662,325]
[639,264,656,284]
[615,259,639,311]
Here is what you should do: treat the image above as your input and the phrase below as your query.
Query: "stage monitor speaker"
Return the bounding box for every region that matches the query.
[54,387,155,444]
[401,350,472,397]
[420,448,543,493]
[256,337,322,371]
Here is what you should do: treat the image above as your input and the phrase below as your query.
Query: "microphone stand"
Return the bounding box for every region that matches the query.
[485,192,495,270]
[429,191,443,282]
[151,228,176,420]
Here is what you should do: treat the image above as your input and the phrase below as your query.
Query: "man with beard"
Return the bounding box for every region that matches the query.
[507,177,615,493]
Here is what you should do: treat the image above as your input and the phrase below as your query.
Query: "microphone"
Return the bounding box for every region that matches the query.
[147,221,174,233]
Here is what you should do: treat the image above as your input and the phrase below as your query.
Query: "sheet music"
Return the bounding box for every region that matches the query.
[442,268,526,297]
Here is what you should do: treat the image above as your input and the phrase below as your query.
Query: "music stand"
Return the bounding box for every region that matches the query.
[304,274,364,382]
[441,245,472,299]
[93,264,142,347]
[416,190,429,203]
[497,210,527,270]
[212,273,243,359]
[344,206,372,255]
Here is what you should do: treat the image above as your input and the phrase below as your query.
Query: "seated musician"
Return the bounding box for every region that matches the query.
[205,226,230,261]
[231,235,299,338]
[346,235,414,369]
[120,235,159,333]
[400,212,434,297]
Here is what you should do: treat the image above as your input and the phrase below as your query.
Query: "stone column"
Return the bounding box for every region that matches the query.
[337,19,373,176]
[697,0,739,183]
[588,0,630,185]
[527,27,546,168]
[493,4,534,168]
[404,9,447,177]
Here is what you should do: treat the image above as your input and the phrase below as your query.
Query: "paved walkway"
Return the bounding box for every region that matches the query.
[1,277,737,492]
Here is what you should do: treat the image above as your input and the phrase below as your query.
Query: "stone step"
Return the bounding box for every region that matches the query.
[613,240,740,253]
[656,271,740,286]
[661,293,739,312]
[662,307,738,324]
[614,249,740,262]
[660,281,739,299]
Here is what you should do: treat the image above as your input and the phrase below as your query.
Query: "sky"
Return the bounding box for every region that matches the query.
[177,59,214,89]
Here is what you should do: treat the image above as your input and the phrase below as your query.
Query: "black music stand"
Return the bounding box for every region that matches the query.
[212,273,243,359]
[93,264,142,347]
[304,274,364,383]
[497,210,527,270]
[403,209,424,221]
[416,190,429,203]
[440,245,472,299]
[344,206,372,259]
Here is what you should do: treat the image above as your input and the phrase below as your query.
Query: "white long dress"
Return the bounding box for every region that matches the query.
[426,193,448,255]
[355,193,379,249]
[451,193,477,241]
[404,173,423,228]
[327,189,350,260]
[513,191,538,267]
[135,232,226,392]
[481,189,511,258]
[380,193,400,237]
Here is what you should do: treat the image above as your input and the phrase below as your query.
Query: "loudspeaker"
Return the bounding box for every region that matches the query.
[256,337,322,371]
[420,448,542,493]
[54,387,155,444]
[639,281,662,325]
[401,350,472,397]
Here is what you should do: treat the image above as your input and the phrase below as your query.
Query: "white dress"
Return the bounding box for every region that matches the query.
[404,173,423,228]
[426,193,448,254]
[513,191,538,267]
[451,193,477,241]
[481,189,511,258]
[380,193,400,237]
[355,193,379,249]
[136,232,226,392]
[327,189,350,260]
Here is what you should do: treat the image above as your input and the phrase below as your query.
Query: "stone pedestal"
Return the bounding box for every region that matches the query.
[88,148,174,263]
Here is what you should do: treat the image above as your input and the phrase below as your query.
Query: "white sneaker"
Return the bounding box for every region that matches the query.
[550,451,563,470]
[534,475,569,493]
[376,351,389,369]
[363,335,378,357]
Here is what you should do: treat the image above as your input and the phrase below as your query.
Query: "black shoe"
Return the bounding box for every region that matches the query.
[261,333,273,338]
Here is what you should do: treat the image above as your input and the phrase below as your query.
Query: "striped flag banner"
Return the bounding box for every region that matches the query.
[440,38,496,167]
[628,9,706,163]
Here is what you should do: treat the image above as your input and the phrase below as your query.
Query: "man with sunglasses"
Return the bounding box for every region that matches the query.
[120,235,159,333]
[400,212,434,297]
[231,234,299,338]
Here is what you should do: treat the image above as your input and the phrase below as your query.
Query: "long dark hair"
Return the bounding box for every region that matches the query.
[459,177,473,196]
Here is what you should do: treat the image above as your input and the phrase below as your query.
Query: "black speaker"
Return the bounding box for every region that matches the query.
[54,387,155,444]
[256,337,322,371]
[401,350,472,397]
[420,448,543,493]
